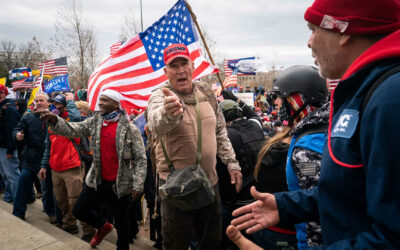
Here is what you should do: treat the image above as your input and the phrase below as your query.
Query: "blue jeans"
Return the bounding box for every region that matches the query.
[13,168,36,218]
[0,149,21,202]
[41,167,62,223]
[253,228,298,250]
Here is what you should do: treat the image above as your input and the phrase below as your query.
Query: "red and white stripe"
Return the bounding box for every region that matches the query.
[87,37,218,111]
[224,59,233,77]
[38,57,68,75]
[110,42,123,56]
[327,79,339,92]
[12,79,34,89]
[223,72,238,88]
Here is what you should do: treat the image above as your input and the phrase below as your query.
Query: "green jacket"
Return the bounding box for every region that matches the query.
[50,112,147,197]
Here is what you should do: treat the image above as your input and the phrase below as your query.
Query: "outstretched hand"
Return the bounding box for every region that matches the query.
[163,88,183,118]
[231,186,280,234]
[35,109,57,125]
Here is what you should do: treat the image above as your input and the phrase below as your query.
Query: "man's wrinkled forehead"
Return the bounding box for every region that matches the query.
[35,93,49,101]
[168,56,189,65]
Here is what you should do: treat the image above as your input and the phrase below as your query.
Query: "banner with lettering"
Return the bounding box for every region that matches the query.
[43,74,70,93]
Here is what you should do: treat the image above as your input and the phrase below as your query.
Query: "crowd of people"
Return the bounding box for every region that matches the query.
[0,0,400,249]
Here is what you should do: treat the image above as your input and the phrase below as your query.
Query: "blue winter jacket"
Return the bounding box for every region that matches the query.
[275,58,400,249]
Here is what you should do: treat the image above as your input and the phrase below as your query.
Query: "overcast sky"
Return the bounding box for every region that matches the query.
[0,0,315,69]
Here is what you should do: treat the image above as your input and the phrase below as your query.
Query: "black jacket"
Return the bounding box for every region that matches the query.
[13,113,47,172]
[0,99,20,154]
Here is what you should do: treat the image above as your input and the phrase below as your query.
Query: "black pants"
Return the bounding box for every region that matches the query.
[73,181,130,250]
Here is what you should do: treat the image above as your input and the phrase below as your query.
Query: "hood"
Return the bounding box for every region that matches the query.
[291,102,330,136]
[342,30,400,80]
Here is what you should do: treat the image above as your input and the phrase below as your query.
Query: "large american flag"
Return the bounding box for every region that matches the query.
[87,0,218,111]
[38,57,68,75]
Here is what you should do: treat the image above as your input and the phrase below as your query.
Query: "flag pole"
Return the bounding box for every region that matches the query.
[184,0,225,90]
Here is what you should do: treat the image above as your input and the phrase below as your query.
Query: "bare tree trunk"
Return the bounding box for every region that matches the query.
[51,0,98,89]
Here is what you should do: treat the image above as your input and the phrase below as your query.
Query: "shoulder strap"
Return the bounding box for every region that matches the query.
[361,64,400,115]
[294,123,328,145]
[160,92,202,172]
[69,138,83,162]
[196,82,218,115]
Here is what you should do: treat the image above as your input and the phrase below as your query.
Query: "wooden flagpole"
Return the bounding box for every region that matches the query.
[184,0,225,90]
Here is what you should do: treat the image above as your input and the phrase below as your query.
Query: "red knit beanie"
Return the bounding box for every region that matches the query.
[304,0,400,35]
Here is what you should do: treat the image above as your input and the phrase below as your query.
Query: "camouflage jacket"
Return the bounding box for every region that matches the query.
[146,81,240,175]
[290,102,330,247]
[50,112,147,197]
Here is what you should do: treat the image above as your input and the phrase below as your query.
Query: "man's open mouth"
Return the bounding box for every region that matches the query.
[177,77,187,83]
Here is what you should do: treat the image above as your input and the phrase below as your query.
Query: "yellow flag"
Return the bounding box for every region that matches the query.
[28,86,39,108]
[0,78,5,86]
[32,70,40,76]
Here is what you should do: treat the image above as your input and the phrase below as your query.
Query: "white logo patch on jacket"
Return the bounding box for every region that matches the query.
[332,109,359,139]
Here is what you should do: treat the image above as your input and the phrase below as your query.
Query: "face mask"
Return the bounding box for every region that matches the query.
[51,108,61,116]
[278,99,293,126]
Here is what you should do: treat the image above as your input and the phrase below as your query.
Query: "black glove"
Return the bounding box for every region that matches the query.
[221,90,238,102]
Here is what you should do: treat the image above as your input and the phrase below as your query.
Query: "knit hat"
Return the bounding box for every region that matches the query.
[0,85,8,96]
[75,101,92,116]
[101,89,123,110]
[304,0,400,34]
[163,44,190,65]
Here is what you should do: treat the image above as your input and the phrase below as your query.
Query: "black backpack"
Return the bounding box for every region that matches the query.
[217,119,265,203]
[229,119,266,188]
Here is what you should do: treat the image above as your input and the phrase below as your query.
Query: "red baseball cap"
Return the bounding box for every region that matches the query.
[163,44,191,65]
[0,85,8,96]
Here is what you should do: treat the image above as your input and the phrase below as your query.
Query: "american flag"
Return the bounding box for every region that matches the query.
[38,57,68,75]
[224,59,233,77]
[223,69,238,88]
[12,77,35,90]
[87,0,218,111]
[327,79,339,92]
[110,41,123,56]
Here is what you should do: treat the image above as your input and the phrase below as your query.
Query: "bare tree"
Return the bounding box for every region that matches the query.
[199,24,221,64]
[196,25,225,84]
[18,37,50,69]
[52,0,99,89]
[119,6,140,42]
[1,40,17,69]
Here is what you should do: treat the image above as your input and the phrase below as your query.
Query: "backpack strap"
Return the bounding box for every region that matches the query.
[195,82,218,115]
[293,123,328,145]
[360,64,400,115]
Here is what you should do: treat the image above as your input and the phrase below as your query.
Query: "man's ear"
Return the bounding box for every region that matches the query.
[339,34,352,46]
[164,67,167,75]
